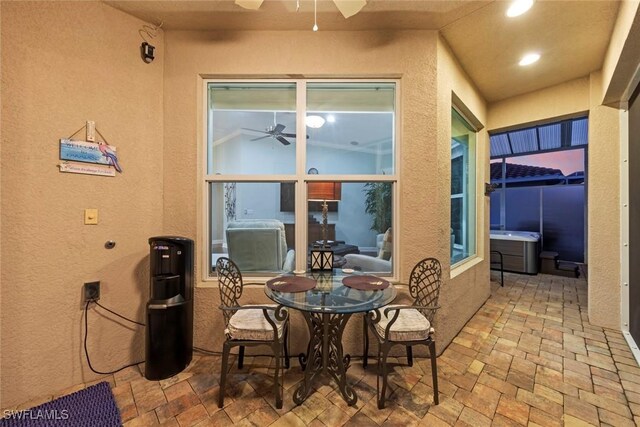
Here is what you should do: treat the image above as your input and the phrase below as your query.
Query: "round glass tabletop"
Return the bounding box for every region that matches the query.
[264,272,397,314]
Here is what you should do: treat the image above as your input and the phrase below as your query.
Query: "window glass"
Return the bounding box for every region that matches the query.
[209,182,295,274]
[207,83,296,175]
[306,83,395,175]
[451,108,476,264]
[205,80,398,278]
[305,181,393,275]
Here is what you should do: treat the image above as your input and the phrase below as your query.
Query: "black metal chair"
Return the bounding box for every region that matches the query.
[363,257,442,409]
[490,250,504,287]
[215,257,290,409]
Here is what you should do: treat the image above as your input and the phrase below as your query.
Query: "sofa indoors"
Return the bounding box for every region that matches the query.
[343,230,392,273]
[226,219,295,272]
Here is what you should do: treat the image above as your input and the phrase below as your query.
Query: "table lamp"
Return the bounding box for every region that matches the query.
[308,181,341,270]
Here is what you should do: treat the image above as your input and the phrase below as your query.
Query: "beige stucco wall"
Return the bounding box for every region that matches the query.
[587,70,621,329]
[436,36,491,348]
[602,0,640,104]
[0,1,164,408]
[487,74,621,330]
[488,77,590,130]
[162,29,489,358]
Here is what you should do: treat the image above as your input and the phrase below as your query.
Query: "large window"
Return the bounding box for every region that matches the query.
[451,108,477,265]
[205,81,398,277]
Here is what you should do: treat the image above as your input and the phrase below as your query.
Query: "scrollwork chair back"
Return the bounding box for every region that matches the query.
[216,257,243,329]
[409,257,442,323]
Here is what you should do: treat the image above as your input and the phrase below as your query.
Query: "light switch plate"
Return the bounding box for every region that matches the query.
[84,209,98,225]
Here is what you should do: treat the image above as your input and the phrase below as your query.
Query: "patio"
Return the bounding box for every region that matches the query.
[9,272,640,426]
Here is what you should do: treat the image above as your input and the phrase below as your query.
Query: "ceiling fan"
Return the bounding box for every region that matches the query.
[242,123,308,146]
[235,0,367,19]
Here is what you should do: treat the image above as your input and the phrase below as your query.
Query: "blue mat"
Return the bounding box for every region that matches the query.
[1,382,121,426]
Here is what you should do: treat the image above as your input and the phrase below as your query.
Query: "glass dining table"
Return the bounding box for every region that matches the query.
[264,272,397,406]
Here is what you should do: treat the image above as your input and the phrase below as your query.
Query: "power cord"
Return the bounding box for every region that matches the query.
[94,300,146,326]
[84,302,337,367]
[84,300,144,375]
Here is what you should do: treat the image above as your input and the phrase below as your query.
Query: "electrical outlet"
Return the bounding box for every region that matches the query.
[84,281,100,302]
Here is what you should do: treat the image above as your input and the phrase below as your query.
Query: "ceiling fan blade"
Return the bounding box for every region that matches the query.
[242,127,270,134]
[333,0,366,18]
[235,0,264,10]
[280,132,297,138]
[250,135,271,141]
[273,123,286,133]
[276,135,291,146]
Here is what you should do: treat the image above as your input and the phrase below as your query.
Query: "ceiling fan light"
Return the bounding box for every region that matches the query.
[235,0,264,10]
[334,0,367,19]
[306,115,326,128]
[506,0,534,17]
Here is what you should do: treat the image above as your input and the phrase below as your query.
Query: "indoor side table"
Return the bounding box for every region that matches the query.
[264,272,396,406]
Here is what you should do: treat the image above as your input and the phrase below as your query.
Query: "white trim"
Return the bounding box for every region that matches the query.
[620,107,631,333]
[450,103,479,271]
[204,174,397,182]
[295,80,307,272]
[200,77,210,282]
[450,255,482,279]
[392,78,401,282]
[200,78,400,283]
[623,331,640,366]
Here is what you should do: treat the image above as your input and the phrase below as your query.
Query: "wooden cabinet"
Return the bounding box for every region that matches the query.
[284,223,335,249]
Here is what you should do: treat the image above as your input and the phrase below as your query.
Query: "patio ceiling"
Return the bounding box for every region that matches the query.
[104,0,621,103]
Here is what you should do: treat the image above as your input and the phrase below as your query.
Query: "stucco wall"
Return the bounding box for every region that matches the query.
[488,77,590,130]
[602,0,640,104]
[0,1,164,408]
[163,29,489,358]
[436,36,491,348]
[487,74,621,330]
[587,70,621,329]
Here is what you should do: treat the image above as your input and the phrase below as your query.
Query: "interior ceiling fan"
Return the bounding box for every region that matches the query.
[242,123,308,146]
[234,0,367,19]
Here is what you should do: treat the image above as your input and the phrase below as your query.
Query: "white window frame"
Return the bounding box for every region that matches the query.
[200,78,401,283]
[450,105,478,268]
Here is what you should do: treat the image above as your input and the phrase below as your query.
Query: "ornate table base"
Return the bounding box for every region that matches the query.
[294,312,357,406]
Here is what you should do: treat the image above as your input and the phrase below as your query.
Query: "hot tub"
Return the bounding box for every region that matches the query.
[490,230,540,274]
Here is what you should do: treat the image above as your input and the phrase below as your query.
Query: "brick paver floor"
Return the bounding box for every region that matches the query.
[8,272,640,426]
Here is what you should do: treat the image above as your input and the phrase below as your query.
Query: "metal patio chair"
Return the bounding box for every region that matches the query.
[490,250,504,287]
[216,257,290,408]
[364,257,442,409]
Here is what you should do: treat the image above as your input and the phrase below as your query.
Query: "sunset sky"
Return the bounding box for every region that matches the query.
[491,148,585,176]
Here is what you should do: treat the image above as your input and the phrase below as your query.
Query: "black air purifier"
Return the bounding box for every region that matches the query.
[145,236,194,380]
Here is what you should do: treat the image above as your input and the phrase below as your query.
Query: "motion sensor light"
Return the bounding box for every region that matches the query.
[140,42,155,63]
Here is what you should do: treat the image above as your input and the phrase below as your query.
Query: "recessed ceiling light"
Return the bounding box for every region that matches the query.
[519,52,540,66]
[506,0,534,17]
[326,114,336,123]
[305,115,325,128]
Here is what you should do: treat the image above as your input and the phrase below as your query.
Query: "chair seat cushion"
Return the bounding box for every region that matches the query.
[227,306,285,341]
[374,306,433,342]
